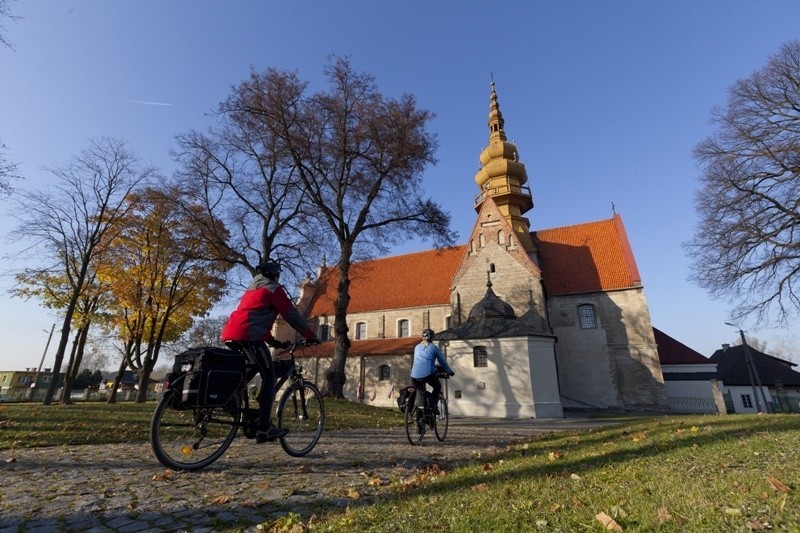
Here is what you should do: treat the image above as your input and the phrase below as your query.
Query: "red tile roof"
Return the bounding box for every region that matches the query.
[532,214,641,295]
[652,327,710,365]
[291,338,419,358]
[305,215,642,314]
[306,246,466,315]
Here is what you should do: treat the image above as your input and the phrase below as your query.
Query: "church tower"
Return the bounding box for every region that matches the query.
[473,83,536,254]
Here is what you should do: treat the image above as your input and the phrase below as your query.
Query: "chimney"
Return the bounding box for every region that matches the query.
[722,344,730,351]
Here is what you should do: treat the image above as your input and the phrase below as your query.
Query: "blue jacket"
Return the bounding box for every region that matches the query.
[411,341,453,379]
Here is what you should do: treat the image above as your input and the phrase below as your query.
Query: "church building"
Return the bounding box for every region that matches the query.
[279,84,669,417]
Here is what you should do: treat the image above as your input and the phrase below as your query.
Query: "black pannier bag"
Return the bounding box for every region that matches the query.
[397,386,416,413]
[167,347,247,407]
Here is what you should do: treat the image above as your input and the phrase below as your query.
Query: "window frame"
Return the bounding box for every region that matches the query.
[578,304,597,329]
[378,364,391,381]
[473,346,488,368]
[397,319,410,338]
[355,321,367,340]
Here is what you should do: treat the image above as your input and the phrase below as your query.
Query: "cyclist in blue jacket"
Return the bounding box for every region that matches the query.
[410,328,454,414]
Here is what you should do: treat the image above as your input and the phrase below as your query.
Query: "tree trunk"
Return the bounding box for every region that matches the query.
[59,330,82,405]
[323,257,352,398]
[43,309,76,405]
[106,355,127,404]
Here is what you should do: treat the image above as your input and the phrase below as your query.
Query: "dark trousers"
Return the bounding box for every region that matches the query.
[412,372,441,411]
[227,340,275,429]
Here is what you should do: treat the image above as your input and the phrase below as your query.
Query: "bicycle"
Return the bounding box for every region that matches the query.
[404,366,450,445]
[150,340,324,471]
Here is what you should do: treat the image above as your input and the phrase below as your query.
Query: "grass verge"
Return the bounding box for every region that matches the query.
[312,414,800,532]
[0,397,403,449]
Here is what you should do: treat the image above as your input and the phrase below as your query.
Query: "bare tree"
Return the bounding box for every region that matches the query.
[0,0,20,50]
[173,73,321,288]
[8,137,154,404]
[0,139,20,196]
[229,56,456,397]
[687,40,800,327]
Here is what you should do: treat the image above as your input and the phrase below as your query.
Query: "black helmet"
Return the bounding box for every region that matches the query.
[422,328,435,340]
[256,259,282,280]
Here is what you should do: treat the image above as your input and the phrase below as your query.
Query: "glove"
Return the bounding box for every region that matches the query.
[448,370,455,377]
[267,338,283,349]
[308,337,321,346]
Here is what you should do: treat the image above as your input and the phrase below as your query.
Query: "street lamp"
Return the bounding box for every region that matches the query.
[725,322,771,413]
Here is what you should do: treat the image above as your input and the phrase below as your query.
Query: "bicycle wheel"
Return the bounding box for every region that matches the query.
[434,396,449,441]
[150,389,241,471]
[405,403,425,445]
[276,381,324,457]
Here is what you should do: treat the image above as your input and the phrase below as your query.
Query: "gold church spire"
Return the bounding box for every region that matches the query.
[474,82,536,253]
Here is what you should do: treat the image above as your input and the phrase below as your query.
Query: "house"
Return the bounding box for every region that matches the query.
[275,83,669,417]
[0,368,54,401]
[653,328,725,414]
[710,344,800,414]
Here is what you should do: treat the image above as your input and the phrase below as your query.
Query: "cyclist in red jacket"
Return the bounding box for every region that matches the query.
[222,260,320,443]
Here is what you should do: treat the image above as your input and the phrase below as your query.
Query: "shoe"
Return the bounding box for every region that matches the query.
[255,425,289,443]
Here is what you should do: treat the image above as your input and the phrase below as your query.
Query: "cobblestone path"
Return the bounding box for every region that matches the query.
[0,417,611,532]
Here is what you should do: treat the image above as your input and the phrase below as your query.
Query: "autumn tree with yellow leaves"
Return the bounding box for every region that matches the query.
[97,186,231,402]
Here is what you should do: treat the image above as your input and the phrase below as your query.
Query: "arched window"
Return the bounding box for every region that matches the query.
[578,304,597,329]
[355,322,367,340]
[473,346,488,367]
[378,364,391,381]
[397,319,410,338]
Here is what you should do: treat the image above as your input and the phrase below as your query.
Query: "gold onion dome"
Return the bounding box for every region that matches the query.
[474,82,528,189]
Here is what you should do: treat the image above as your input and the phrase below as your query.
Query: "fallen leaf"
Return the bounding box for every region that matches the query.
[483,463,493,472]
[346,488,360,500]
[570,473,582,481]
[151,469,177,482]
[5,457,16,463]
[631,431,647,442]
[746,520,766,530]
[548,451,564,461]
[209,495,230,505]
[767,476,790,493]
[690,426,699,433]
[255,482,270,490]
[549,503,563,512]
[595,511,623,531]
[471,483,488,492]
[724,507,742,516]
[298,465,313,474]
[657,507,672,523]
[367,476,384,486]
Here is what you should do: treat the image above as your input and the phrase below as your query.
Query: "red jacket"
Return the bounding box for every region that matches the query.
[221,274,315,342]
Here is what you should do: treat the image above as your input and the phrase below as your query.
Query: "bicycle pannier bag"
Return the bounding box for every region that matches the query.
[169,347,246,407]
[397,386,416,413]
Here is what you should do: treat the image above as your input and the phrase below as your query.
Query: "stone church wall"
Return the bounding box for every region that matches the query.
[548,288,668,410]
[452,239,547,329]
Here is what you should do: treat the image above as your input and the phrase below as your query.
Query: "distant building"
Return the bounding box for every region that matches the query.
[710,344,800,413]
[0,368,54,401]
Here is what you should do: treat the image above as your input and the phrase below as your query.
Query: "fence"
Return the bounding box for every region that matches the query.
[0,388,157,403]
[667,396,720,414]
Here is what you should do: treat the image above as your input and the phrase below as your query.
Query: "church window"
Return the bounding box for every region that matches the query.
[378,364,391,381]
[473,346,488,367]
[398,319,410,338]
[578,304,597,329]
[498,230,505,244]
[479,233,485,247]
[355,322,367,340]
[319,324,330,341]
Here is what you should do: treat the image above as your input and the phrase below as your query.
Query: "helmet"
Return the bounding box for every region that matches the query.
[421,328,435,341]
[256,259,282,280]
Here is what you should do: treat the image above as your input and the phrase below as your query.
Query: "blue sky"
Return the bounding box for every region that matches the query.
[1,1,799,371]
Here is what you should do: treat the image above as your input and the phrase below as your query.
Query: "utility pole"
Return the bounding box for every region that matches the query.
[726,323,771,413]
[26,323,56,402]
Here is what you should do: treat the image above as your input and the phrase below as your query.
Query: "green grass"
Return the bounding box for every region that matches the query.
[0,397,403,450]
[314,414,800,532]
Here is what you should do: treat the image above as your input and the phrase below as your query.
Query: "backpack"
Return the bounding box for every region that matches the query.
[397,386,417,413]
[166,346,247,408]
